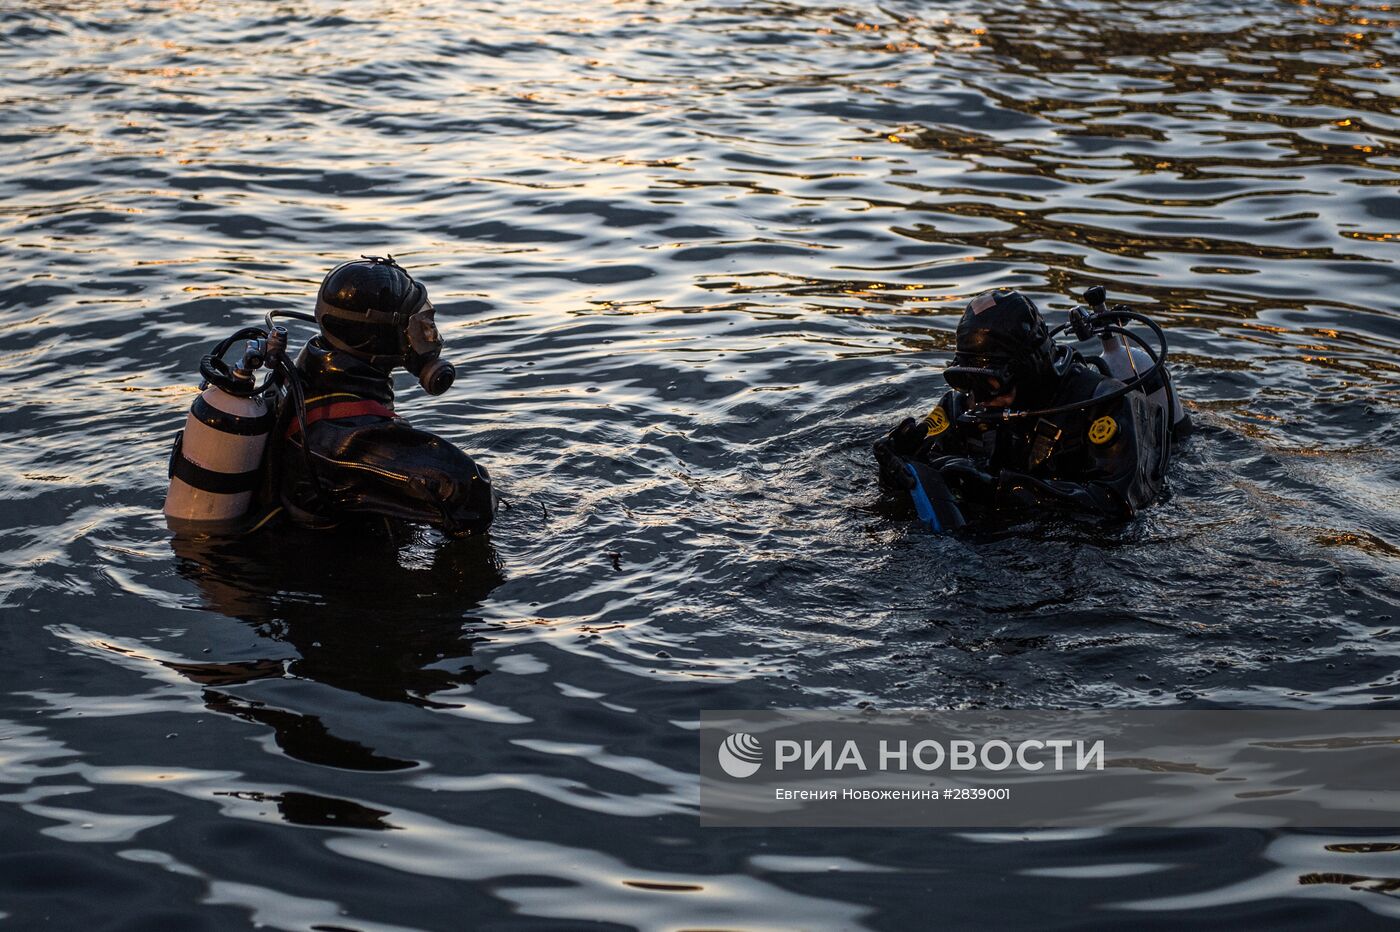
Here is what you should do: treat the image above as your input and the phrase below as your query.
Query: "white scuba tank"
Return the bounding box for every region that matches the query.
[1097,332,1186,428]
[163,384,273,524]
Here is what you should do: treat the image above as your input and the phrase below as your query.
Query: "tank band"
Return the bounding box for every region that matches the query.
[192,395,275,436]
[172,453,262,494]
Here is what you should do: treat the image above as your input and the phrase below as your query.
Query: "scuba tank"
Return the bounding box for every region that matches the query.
[1078,285,1187,431]
[164,384,271,523]
[164,315,312,529]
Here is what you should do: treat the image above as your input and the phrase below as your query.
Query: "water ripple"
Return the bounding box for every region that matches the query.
[2,0,1399,926]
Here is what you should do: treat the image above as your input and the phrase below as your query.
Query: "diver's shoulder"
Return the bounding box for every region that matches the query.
[1056,359,1120,401]
[1089,373,1129,399]
[294,335,334,374]
[934,387,971,421]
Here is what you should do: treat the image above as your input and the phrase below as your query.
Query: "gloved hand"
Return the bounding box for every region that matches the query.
[878,417,927,457]
[873,418,927,490]
[930,456,998,504]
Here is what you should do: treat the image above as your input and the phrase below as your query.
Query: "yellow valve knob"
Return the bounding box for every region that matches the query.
[1089,416,1119,445]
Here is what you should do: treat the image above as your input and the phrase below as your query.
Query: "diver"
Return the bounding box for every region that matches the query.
[872,287,1187,531]
[164,255,495,537]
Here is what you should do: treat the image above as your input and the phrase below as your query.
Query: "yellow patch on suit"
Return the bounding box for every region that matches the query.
[923,407,950,437]
[1089,415,1119,445]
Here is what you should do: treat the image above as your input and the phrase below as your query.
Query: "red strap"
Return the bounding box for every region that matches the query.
[286,399,397,439]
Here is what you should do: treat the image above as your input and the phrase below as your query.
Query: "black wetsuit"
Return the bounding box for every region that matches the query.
[877,358,1169,520]
[277,337,495,535]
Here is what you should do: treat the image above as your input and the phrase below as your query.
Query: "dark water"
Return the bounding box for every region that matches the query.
[2,0,1399,927]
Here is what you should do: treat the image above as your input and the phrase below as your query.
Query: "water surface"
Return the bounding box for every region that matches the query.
[2,0,1399,927]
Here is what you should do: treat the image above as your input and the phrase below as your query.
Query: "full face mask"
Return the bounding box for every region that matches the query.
[315,256,456,395]
[402,296,455,396]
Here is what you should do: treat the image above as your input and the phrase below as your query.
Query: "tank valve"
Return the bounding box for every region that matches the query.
[1069,304,1095,341]
[265,324,288,360]
[240,338,266,374]
[1083,284,1108,313]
